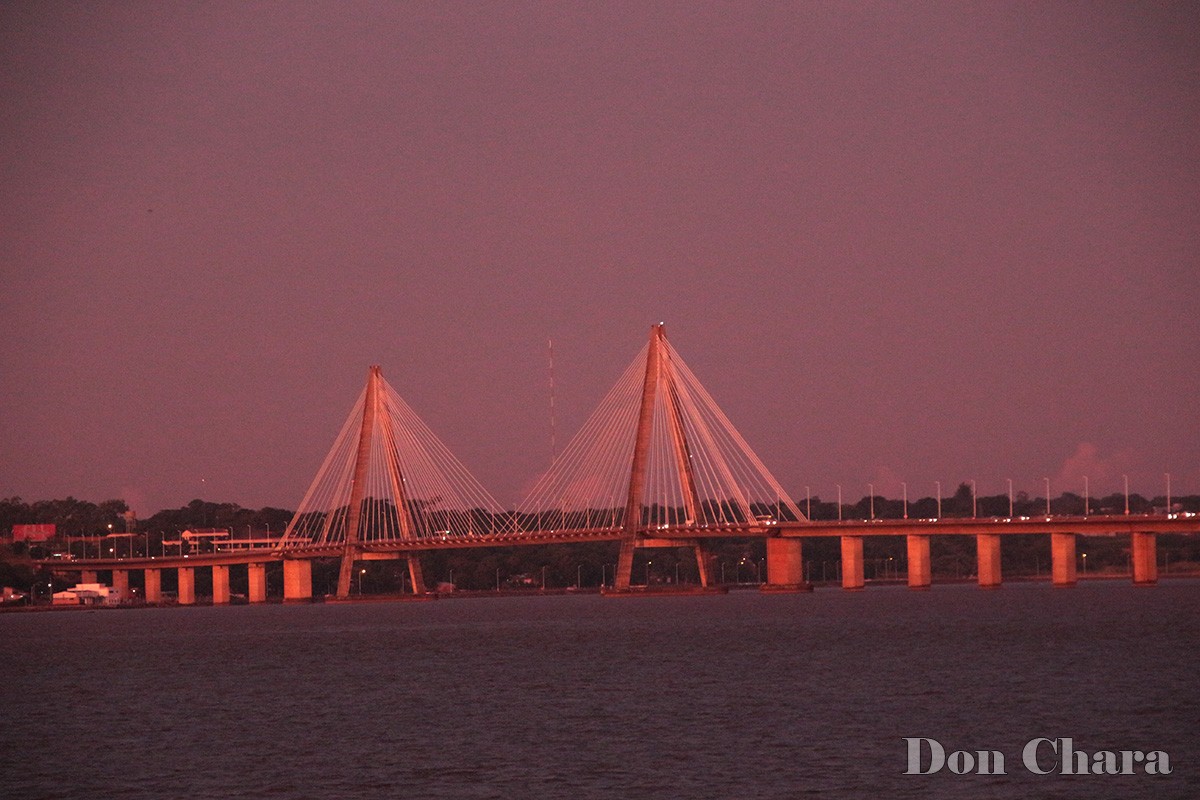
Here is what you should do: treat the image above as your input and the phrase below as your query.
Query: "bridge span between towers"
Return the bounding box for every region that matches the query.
[38,324,1200,603]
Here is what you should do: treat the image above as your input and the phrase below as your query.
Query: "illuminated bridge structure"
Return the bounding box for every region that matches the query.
[39,325,1200,604]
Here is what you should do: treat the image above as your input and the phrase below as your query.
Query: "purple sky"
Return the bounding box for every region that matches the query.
[3,2,1198,517]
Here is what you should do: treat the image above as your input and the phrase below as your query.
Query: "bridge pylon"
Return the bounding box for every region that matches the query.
[517,323,805,589]
[615,324,712,590]
[276,364,510,597]
[334,366,412,597]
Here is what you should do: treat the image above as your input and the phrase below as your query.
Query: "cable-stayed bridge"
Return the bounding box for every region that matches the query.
[38,325,1199,603]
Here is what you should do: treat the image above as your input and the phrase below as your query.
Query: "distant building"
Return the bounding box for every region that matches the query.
[12,524,56,543]
[181,528,230,553]
[53,583,122,606]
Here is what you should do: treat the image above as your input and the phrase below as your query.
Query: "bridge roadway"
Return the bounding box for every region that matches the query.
[36,514,1200,604]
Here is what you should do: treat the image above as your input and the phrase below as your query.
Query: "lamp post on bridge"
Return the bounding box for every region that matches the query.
[971,480,977,518]
[1044,477,1051,516]
[868,484,874,520]
[837,485,842,521]
[1084,476,1089,517]
[1008,478,1013,517]
[1124,475,1130,515]
[936,481,942,519]
[902,482,908,519]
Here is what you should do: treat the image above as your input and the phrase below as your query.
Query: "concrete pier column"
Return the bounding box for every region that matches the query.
[248,563,267,603]
[407,555,426,594]
[765,537,805,588]
[976,533,1002,588]
[283,559,312,602]
[907,534,931,589]
[212,565,231,605]
[82,570,98,584]
[614,538,636,590]
[177,567,196,605]
[144,569,162,604]
[841,536,864,590]
[112,569,130,601]
[693,544,712,588]
[1051,532,1077,586]
[1131,532,1158,586]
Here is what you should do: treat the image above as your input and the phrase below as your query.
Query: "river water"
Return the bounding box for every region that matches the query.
[3,580,1197,799]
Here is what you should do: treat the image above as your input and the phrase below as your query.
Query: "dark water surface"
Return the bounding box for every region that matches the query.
[3,580,1197,799]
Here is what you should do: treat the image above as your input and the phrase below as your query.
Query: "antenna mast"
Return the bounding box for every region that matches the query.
[548,337,557,466]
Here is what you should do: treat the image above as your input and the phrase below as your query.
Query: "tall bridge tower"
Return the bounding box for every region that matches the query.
[519,323,806,590]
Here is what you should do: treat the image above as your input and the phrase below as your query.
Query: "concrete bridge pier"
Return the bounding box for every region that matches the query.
[248,563,267,603]
[841,536,864,590]
[212,565,231,604]
[977,533,1002,588]
[692,543,712,587]
[407,554,426,594]
[112,569,130,600]
[907,534,931,589]
[614,538,636,590]
[283,559,312,602]
[610,537,711,591]
[178,567,196,605]
[1051,532,1077,586]
[1131,532,1158,585]
[765,537,804,589]
[145,569,162,604]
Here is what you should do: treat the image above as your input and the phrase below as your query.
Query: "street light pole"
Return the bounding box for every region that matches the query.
[971,480,977,519]
[1124,475,1130,515]
[1084,476,1089,517]
[836,485,842,521]
[1044,477,1050,516]
[869,484,874,520]
[1007,478,1013,517]
[901,482,908,519]
[936,481,942,519]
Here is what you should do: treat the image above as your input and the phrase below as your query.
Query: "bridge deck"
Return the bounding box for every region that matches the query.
[35,514,1200,572]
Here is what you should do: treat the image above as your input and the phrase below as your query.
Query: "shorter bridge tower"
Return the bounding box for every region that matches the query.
[276,365,509,597]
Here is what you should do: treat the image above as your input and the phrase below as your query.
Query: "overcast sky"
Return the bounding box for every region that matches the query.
[3,2,1197,516]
